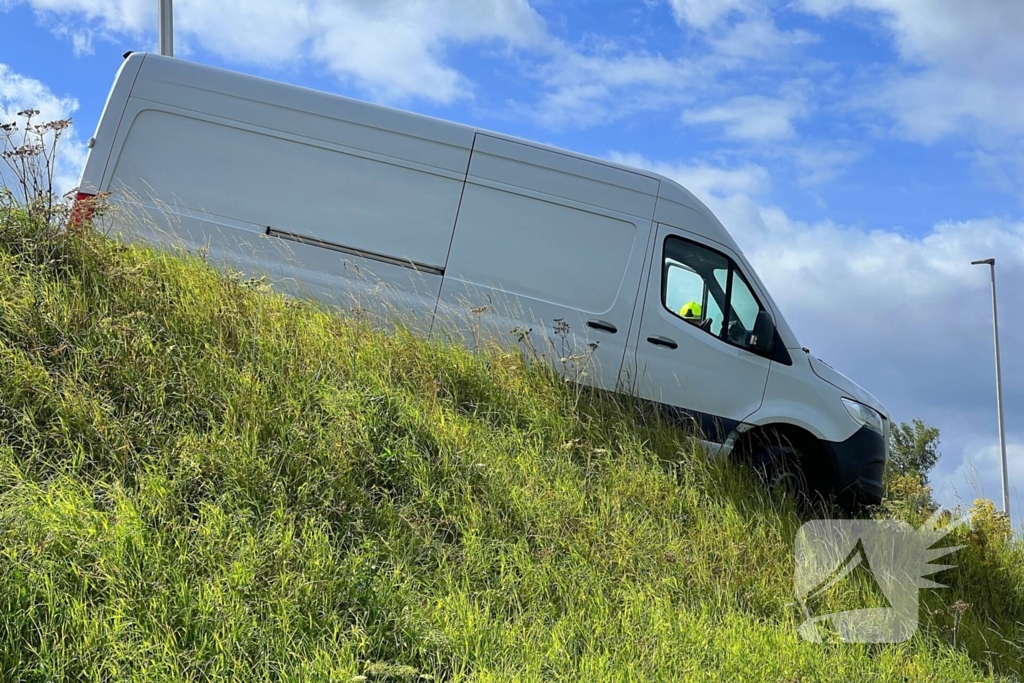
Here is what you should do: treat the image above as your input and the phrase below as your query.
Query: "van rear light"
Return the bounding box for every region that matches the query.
[69,191,97,228]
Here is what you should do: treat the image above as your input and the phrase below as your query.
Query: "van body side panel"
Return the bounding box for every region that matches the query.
[112,203,444,332]
[107,108,465,269]
[105,55,475,270]
[749,358,861,444]
[129,54,474,173]
[77,53,146,194]
[469,134,659,219]
[96,56,472,331]
[436,136,658,391]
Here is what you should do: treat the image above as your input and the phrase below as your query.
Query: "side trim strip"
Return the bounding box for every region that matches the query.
[266,227,445,276]
[646,400,742,444]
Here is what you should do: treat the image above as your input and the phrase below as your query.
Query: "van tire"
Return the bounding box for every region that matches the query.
[733,425,839,511]
[748,443,813,510]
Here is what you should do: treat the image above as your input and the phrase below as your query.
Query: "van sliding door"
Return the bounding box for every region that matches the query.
[103,55,477,332]
[436,134,658,391]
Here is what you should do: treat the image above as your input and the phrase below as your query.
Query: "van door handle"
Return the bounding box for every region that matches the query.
[587,320,618,334]
[647,336,678,350]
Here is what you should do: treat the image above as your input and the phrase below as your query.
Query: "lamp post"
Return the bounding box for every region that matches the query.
[159,0,173,57]
[972,258,1009,522]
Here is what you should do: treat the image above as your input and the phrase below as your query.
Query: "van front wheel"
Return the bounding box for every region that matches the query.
[749,443,813,509]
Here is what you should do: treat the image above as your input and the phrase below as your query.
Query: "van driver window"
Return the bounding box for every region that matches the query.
[661,236,769,352]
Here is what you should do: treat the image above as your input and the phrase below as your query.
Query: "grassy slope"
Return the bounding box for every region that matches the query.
[0,210,1021,682]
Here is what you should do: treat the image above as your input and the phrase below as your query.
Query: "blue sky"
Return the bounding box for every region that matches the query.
[2,0,1023,521]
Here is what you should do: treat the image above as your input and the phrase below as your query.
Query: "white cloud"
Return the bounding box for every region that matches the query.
[306,0,546,103]
[796,0,1024,143]
[682,90,809,141]
[793,145,862,186]
[970,149,1024,206]
[21,0,152,33]
[667,0,815,62]
[513,15,814,131]
[667,0,753,30]
[622,152,1024,518]
[6,0,547,103]
[608,152,771,198]
[7,0,820,128]
[527,47,697,128]
[508,0,817,129]
[0,63,88,194]
[707,17,817,61]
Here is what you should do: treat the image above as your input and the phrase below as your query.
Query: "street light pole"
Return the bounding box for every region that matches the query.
[159,0,173,57]
[972,258,1010,522]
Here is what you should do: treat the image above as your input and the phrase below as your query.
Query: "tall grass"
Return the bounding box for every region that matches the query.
[0,205,1021,682]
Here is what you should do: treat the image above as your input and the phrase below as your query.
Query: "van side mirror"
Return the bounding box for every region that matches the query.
[749,311,776,354]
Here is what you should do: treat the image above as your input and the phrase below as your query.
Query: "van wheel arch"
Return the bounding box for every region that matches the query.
[732,423,836,502]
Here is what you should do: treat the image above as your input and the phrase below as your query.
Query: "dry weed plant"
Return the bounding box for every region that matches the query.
[0,110,73,226]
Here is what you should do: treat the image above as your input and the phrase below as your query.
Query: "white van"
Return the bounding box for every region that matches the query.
[76,53,889,506]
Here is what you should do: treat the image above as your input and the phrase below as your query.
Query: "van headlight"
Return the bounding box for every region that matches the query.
[842,398,884,436]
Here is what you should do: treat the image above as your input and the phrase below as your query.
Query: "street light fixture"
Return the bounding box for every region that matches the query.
[972,258,1010,522]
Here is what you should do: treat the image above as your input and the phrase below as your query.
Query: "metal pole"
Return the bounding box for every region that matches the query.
[159,0,173,57]
[973,258,1010,521]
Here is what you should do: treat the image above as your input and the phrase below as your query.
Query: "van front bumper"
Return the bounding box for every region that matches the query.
[824,426,887,506]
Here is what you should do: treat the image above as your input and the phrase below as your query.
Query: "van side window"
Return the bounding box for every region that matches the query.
[661,236,770,353]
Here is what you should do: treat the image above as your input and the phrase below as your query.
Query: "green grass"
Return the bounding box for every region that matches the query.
[0,207,1022,682]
